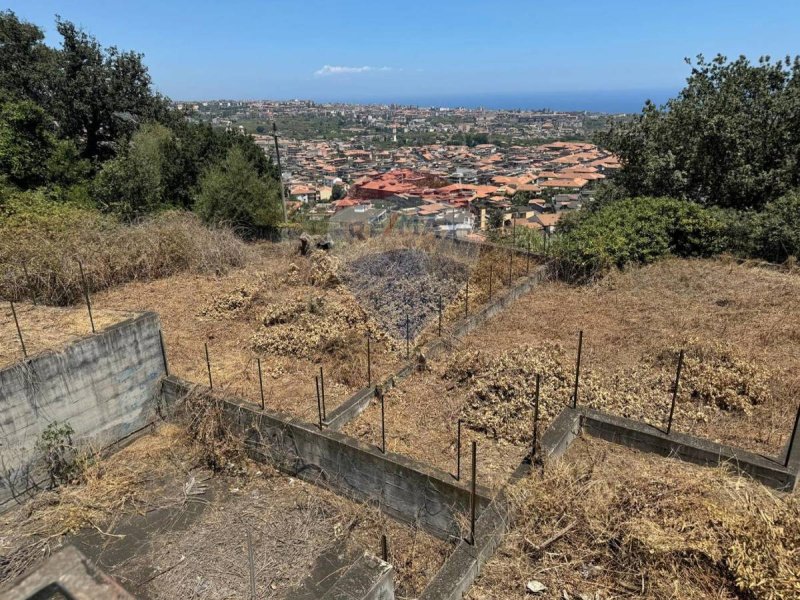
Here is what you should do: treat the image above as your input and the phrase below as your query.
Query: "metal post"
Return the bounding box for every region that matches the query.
[246,528,256,600]
[465,279,469,317]
[380,394,386,454]
[532,373,541,458]
[10,301,26,358]
[257,357,265,410]
[77,260,95,333]
[526,239,531,275]
[468,441,477,545]
[572,330,582,408]
[367,333,372,386]
[381,534,388,562]
[272,123,288,223]
[204,342,213,389]
[508,248,513,285]
[317,380,324,430]
[438,295,443,336]
[158,330,169,376]
[405,314,410,359]
[666,349,684,435]
[456,419,462,481]
[22,264,36,305]
[319,366,326,420]
[784,403,800,468]
[488,264,493,300]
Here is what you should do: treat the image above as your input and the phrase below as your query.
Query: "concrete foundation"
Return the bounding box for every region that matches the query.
[162,377,492,541]
[0,312,166,509]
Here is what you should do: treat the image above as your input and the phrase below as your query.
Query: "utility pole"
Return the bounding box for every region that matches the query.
[272,122,288,223]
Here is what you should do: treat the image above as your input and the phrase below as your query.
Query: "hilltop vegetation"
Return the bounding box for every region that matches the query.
[0,10,283,228]
[543,55,800,280]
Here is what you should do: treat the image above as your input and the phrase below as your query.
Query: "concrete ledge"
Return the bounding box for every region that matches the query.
[579,406,797,491]
[418,408,578,600]
[162,377,492,541]
[0,545,134,599]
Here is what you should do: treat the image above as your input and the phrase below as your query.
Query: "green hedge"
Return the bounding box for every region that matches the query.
[554,197,724,281]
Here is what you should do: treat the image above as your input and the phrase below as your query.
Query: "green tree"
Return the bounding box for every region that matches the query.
[751,191,800,262]
[52,18,169,161]
[597,55,800,210]
[0,99,54,188]
[92,123,175,217]
[0,11,55,106]
[195,146,282,231]
[331,183,346,201]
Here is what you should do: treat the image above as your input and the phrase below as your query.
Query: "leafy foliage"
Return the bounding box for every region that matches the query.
[553,197,724,281]
[195,146,283,231]
[35,421,79,488]
[597,55,800,210]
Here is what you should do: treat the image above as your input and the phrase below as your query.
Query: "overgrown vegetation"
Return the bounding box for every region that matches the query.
[0,194,248,304]
[0,10,283,243]
[35,421,80,488]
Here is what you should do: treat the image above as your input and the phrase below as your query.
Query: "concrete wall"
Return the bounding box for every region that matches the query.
[0,312,166,507]
[162,377,491,542]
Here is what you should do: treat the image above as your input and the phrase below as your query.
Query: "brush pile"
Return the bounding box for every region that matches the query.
[198,285,257,319]
[471,441,800,599]
[343,248,469,339]
[251,292,393,377]
[451,341,773,445]
[284,250,342,288]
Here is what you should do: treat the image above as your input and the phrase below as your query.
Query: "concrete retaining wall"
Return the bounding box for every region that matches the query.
[162,377,491,541]
[418,408,580,600]
[0,312,166,508]
[579,407,797,491]
[326,265,549,432]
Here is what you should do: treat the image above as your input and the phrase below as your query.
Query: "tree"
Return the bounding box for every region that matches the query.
[0,99,54,188]
[92,123,175,217]
[0,11,55,106]
[751,191,800,262]
[331,183,346,201]
[194,146,282,231]
[52,18,169,161]
[596,55,800,210]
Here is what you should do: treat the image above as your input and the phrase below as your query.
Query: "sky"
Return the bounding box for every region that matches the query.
[7,0,800,111]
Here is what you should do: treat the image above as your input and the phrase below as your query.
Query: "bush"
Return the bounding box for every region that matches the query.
[553,197,723,282]
[0,193,249,304]
[751,191,800,263]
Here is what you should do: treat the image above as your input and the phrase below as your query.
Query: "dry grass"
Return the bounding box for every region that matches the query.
[459,257,800,454]
[0,303,135,368]
[0,418,450,599]
[468,437,800,600]
[0,210,249,305]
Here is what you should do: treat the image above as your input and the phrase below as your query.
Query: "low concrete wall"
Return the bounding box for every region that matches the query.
[0,312,166,508]
[579,407,797,491]
[162,377,491,541]
[326,266,549,432]
[419,408,579,600]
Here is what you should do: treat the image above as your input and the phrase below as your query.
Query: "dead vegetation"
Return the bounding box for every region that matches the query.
[458,257,800,454]
[468,438,800,600]
[452,340,773,445]
[1,211,249,305]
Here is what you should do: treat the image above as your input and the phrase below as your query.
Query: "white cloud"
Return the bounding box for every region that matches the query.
[314,65,393,76]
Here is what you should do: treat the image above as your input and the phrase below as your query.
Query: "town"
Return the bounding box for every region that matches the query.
[179,100,621,239]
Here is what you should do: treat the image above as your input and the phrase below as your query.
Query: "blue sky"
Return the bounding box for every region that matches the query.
[7,1,800,110]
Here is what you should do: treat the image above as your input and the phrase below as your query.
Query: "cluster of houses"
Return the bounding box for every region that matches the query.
[278,141,619,238]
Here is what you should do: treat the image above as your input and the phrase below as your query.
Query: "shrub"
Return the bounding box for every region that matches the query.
[553,197,723,282]
[0,193,249,304]
[751,191,800,263]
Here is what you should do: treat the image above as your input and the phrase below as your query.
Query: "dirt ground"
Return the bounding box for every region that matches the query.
[467,436,799,600]
[457,257,800,455]
[0,424,451,600]
[342,359,531,490]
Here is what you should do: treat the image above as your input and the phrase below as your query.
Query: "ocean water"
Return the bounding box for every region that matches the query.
[333,89,677,114]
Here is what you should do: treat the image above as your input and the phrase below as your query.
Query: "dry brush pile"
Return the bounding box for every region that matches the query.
[342,247,470,340]
[471,443,800,599]
[449,341,772,445]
